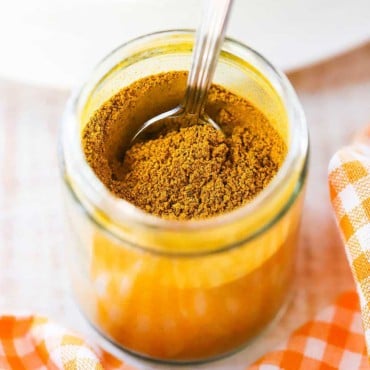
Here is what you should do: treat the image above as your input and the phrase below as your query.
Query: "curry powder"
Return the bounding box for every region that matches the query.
[83,71,286,220]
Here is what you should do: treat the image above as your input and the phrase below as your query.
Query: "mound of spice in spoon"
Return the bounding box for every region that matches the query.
[83,71,286,220]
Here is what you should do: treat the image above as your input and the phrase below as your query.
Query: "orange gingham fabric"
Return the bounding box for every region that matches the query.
[249,292,369,370]
[1,138,370,369]
[0,315,131,370]
[329,141,370,358]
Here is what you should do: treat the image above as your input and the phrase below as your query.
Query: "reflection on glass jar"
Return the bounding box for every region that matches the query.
[60,30,308,363]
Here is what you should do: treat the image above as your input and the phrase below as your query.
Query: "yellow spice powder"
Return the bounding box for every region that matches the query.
[83,71,287,220]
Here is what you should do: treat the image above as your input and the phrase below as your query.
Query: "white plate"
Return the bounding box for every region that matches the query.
[0,0,369,89]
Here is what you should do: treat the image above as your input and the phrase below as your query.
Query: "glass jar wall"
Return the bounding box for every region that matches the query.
[60,30,308,363]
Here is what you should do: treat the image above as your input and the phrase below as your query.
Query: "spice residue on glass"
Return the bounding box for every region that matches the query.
[83,71,287,220]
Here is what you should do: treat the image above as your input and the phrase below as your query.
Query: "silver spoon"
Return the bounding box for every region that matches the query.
[129,0,233,146]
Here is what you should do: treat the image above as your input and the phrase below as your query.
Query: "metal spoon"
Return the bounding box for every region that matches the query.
[129,0,233,147]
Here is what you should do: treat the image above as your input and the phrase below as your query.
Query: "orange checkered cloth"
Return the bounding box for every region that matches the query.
[1,137,370,369]
[329,139,370,358]
[0,315,130,369]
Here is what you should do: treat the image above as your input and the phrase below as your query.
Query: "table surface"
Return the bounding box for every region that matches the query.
[0,42,369,369]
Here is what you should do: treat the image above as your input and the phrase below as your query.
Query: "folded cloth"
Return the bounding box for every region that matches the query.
[329,139,370,357]
[0,315,128,369]
[1,132,370,370]
[249,292,368,369]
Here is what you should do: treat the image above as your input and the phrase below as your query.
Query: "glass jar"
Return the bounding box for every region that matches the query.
[60,30,308,363]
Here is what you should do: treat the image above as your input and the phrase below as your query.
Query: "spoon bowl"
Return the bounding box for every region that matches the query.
[130,106,221,145]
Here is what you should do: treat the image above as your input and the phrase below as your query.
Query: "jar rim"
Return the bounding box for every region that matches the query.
[61,29,308,253]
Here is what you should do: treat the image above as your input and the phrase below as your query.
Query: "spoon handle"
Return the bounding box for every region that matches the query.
[182,0,233,116]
